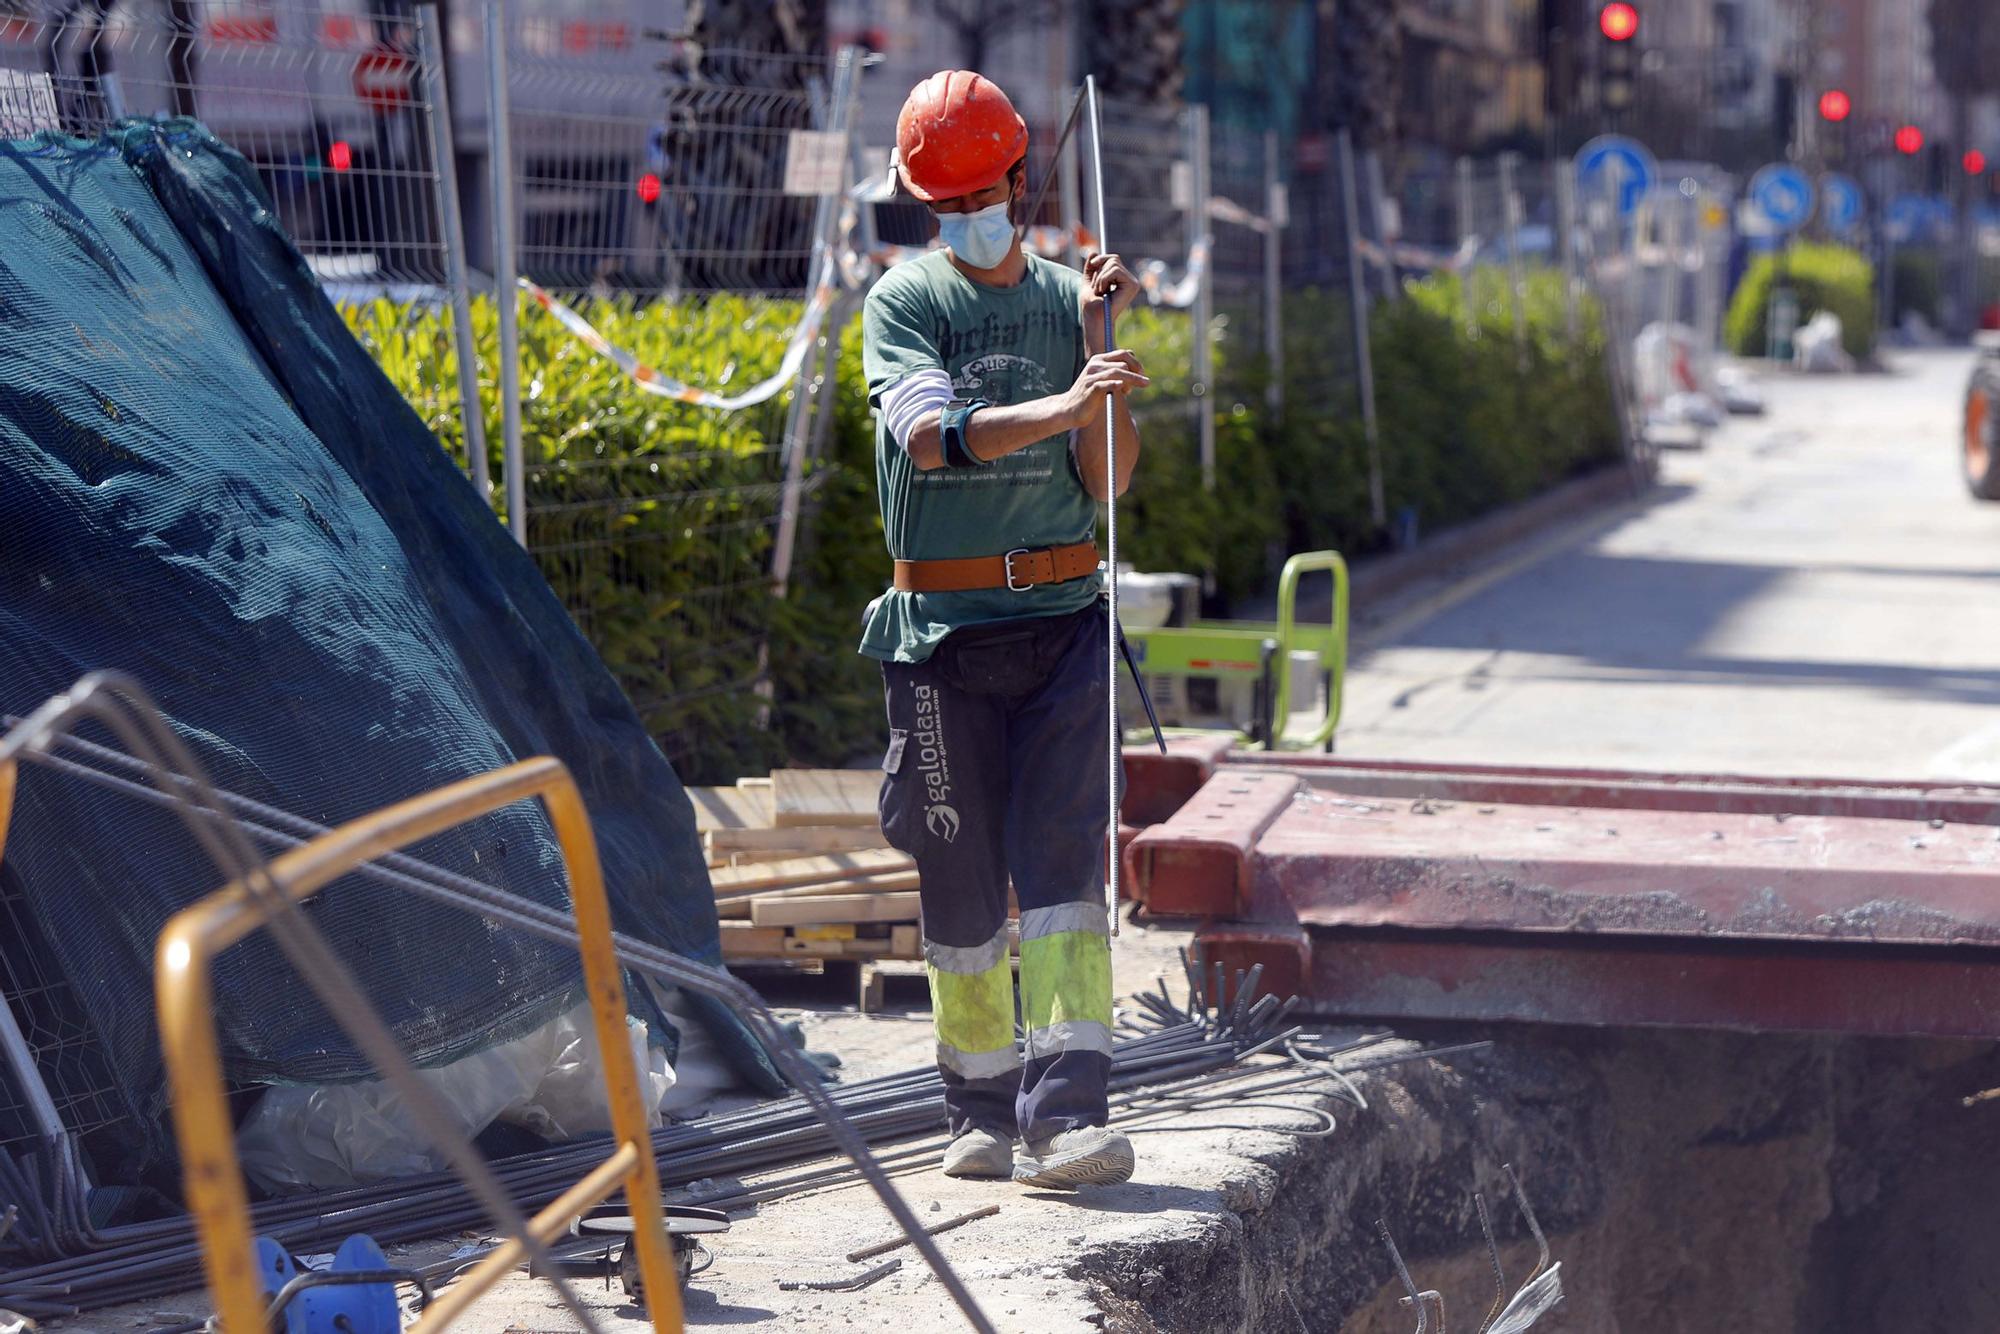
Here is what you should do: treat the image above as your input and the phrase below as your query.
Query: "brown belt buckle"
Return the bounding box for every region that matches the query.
[1003,547,1034,592]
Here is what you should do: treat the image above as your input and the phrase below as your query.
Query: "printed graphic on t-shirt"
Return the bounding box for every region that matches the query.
[953,352,1055,403]
[913,352,1064,491]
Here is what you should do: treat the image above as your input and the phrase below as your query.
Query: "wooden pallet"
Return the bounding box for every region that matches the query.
[695,769,922,964]
[719,921,921,961]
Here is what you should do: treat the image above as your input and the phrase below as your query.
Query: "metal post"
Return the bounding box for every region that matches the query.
[482,0,524,546]
[1262,128,1284,420]
[1499,151,1528,362]
[1881,224,1898,338]
[1191,103,1215,490]
[1084,77,1121,938]
[1661,187,1681,329]
[1363,148,1398,301]
[1693,192,1720,354]
[808,294,851,461]
[416,4,491,505]
[770,47,859,601]
[1555,156,1581,343]
[1455,155,1478,340]
[1338,130,1386,529]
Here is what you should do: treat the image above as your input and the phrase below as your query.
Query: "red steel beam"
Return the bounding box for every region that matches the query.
[1127,769,1300,918]
[1225,754,2000,823]
[1139,757,2000,1035]
[1256,793,2000,947]
[1122,734,1237,827]
[1305,931,2000,1039]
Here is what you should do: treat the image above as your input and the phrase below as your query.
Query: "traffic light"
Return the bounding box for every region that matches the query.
[1818,89,1851,123]
[1598,3,1638,112]
[1896,124,1925,156]
[1965,150,1987,176]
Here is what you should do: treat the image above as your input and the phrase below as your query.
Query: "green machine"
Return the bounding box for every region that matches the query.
[1119,551,1349,751]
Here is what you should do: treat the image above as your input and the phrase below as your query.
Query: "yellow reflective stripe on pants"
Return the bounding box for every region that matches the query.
[1019,924,1112,1059]
[928,926,1018,1079]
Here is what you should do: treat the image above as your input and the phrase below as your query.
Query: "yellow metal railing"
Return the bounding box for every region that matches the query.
[1270,549,1351,750]
[152,757,683,1333]
[0,760,15,862]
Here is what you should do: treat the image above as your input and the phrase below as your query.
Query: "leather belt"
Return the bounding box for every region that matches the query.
[893,540,1101,594]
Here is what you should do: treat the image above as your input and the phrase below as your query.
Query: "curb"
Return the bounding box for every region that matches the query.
[1347,463,1641,610]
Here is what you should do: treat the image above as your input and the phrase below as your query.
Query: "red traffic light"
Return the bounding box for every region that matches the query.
[327,140,352,172]
[1966,150,1987,176]
[1818,89,1851,122]
[636,172,662,204]
[1895,124,1925,155]
[1599,2,1639,40]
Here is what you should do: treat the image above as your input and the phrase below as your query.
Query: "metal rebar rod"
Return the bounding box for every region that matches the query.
[1083,75,1120,939]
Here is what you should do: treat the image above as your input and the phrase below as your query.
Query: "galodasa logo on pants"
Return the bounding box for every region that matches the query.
[912,683,959,843]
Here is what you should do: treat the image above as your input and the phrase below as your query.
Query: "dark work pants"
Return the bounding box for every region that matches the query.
[877,603,1117,1145]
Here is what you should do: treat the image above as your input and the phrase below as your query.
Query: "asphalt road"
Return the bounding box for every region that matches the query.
[1337,348,2000,780]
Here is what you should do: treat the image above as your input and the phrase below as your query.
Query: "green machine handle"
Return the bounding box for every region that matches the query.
[1268,550,1349,751]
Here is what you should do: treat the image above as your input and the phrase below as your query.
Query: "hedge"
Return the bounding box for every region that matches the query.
[345,265,1617,780]
[1724,242,1876,361]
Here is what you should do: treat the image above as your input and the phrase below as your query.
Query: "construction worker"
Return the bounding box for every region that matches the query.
[863,71,1146,1189]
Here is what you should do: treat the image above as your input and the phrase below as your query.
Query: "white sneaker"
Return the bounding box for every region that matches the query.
[1012,1126,1135,1189]
[941,1127,1015,1179]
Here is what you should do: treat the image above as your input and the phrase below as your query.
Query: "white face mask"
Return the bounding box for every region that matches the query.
[938,199,1015,269]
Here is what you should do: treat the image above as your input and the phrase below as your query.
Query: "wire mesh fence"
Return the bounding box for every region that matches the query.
[1,2,454,287]
[0,864,127,1173]
[497,37,844,770]
[1088,93,1222,494]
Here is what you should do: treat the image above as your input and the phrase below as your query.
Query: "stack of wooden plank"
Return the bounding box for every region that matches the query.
[691,769,923,965]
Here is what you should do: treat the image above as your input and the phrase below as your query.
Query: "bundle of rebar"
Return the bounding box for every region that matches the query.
[0,947,1476,1322]
[0,682,1486,1328]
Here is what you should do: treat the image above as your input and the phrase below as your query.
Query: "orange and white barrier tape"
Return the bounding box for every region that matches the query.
[518,255,839,413]
[523,226,1207,411]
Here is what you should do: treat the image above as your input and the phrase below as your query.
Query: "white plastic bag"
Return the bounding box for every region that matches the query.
[1793,310,1853,373]
[500,1006,673,1141]
[239,1002,674,1194]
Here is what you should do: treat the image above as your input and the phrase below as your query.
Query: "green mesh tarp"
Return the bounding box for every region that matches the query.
[0,121,775,1177]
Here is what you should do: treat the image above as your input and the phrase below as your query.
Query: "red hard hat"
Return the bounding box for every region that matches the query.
[895,70,1028,203]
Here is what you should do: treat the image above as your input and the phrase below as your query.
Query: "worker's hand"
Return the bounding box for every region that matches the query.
[1064,349,1149,426]
[1081,251,1141,343]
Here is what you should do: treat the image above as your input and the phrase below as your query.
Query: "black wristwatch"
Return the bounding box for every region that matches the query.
[940,398,991,468]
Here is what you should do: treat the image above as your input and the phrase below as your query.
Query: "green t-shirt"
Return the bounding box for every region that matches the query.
[858,250,1101,663]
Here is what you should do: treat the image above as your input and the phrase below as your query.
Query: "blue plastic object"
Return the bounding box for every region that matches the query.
[252,1236,307,1334]
[292,1233,402,1334]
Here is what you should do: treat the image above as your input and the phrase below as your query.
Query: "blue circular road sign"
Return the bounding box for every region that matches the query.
[1820,173,1863,236]
[1574,135,1658,218]
[1749,163,1815,232]
[1885,193,1932,243]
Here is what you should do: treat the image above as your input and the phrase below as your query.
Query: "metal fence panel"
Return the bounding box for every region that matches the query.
[498,34,843,770]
